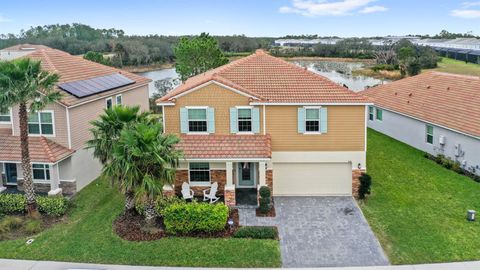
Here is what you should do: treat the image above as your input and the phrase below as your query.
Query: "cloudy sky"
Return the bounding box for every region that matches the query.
[0,0,479,37]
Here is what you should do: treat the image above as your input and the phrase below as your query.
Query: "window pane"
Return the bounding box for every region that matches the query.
[188,121,207,132]
[190,171,210,182]
[190,163,209,170]
[427,125,433,134]
[427,134,433,144]
[238,120,252,132]
[116,95,122,105]
[306,109,319,120]
[32,164,44,169]
[32,168,45,180]
[41,124,54,135]
[28,124,40,134]
[106,99,113,109]
[238,109,251,119]
[306,120,320,132]
[45,168,50,180]
[188,109,207,120]
[28,113,39,123]
[0,115,10,122]
[40,112,52,123]
[376,109,383,120]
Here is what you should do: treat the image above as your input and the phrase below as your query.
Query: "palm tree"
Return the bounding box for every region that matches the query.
[106,122,181,226]
[0,58,60,217]
[87,105,155,212]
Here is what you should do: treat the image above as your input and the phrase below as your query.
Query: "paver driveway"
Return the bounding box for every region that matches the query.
[239,196,389,268]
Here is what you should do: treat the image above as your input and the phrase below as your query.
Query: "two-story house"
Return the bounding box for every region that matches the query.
[157,50,370,206]
[0,44,150,195]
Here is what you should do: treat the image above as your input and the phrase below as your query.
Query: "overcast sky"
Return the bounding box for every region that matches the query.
[0,0,479,37]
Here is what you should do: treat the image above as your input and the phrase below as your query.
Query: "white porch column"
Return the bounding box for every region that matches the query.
[48,164,62,196]
[0,163,6,193]
[226,162,234,188]
[259,161,266,188]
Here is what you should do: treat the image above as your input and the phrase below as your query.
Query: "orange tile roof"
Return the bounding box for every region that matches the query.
[0,131,75,163]
[176,134,271,159]
[0,44,151,107]
[159,50,368,104]
[362,72,480,138]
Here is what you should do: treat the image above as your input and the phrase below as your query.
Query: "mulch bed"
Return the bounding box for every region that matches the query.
[256,205,276,217]
[0,214,65,241]
[114,208,240,241]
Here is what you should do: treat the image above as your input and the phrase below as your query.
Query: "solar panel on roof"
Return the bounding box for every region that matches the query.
[58,73,135,98]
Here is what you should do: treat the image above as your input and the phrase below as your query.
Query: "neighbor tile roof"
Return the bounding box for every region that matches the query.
[0,44,151,107]
[158,50,368,104]
[0,131,75,163]
[362,72,480,138]
[176,134,271,159]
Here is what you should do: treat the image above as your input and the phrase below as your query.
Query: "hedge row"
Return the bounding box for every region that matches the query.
[0,194,68,217]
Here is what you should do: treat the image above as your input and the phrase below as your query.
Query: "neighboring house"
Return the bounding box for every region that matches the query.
[157,50,370,206]
[363,72,480,175]
[0,44,150,195]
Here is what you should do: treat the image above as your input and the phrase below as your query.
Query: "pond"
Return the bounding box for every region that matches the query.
[136,59,388,97]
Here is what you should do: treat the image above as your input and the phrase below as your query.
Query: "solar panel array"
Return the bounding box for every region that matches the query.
[58,73,135,98]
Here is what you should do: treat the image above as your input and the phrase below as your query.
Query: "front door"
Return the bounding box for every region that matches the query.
[238,162,256,187]
[5,163,18,185]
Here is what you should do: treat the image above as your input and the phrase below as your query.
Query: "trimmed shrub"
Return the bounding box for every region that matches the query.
[24,219,42,234]
[258,186,271,214]
[233,226,278,239]
[163,202,228,235]
[136,195,185,217]
[358,173,372,200]
[0,194,26,214]
[37,196,68,217]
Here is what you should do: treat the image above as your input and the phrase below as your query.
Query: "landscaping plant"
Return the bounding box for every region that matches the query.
[0,194,68,217]
[233,226,278,239]
[258,186,272,214]
[358,173,372,200]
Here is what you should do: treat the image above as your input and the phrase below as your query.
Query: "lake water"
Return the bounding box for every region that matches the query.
[137,59,388,97]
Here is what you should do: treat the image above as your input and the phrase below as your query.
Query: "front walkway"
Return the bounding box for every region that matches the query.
[239,196,389,268]
[2,259,480,270]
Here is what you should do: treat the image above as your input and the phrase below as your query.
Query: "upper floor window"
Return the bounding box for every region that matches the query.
[238,108,252,132]
[426,124,434,144]
[305,108,320,132]
[0,108,11,123]
[32,164,50,181]
[368,106,374,121]
[188,108,208,133]
[106,97,113,109]
[28,111,54,136]
[116,95,123,106]
[376,108,383,121]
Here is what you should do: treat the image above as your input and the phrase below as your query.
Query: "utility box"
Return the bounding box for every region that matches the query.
[467,210,476,221]
[439,135,446,145]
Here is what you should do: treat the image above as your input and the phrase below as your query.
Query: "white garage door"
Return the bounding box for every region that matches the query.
[273,163,352,196]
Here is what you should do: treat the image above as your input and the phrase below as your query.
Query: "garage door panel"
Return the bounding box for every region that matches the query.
[273,163,351,196]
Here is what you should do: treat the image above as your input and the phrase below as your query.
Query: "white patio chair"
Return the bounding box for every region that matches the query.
[181,182,194,200]
[203,182,220,203]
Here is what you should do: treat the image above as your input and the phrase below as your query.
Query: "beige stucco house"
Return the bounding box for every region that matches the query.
[0,44,150,195]
[157,50,370,206]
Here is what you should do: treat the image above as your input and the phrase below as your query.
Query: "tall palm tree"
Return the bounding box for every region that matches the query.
[105,122,181,225]
[0,58,60,217]
[87,105,155,212]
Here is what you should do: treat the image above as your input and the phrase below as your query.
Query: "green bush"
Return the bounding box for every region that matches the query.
[371,64,395,72]
[452,162,464,174]
[233,226,278,239]
[0,216,23,234]
[358,173,372,200]
[163,202,228,235]
[442,158,454,170]
[37,196,68,217]
[24,219,42,234]
[136,195,185,217]
[258,186,272,214]
[0,194,26,214]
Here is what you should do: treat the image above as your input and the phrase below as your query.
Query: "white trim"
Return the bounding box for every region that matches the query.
[28,110,56,137]
[161,105,166,134]
[235,105,253,109]
[168,81,260,101]
[375,105,480,140]
[0,108,12,124]
[250,102,373,106]
[115,94,123,106]
[185,106,209,109]
[303,106,322,134]
[185,107,209,134]
[105,97,113,109]
[157,102,175,106]
[188,161,211,186]
[263,104,266,135]
[67,83,149,109]
[364,105,368,153]
[65,107,72,149]
[236,107,253,133]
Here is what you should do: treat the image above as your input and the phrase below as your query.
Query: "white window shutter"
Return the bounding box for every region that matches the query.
[180,108,188,133]
[230,108,238,134]
[297,107,305,133]
[252,108,260,134]
[320,107,328,133]
[207,107,215,133]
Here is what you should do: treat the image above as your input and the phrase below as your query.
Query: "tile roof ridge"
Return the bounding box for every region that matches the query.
[39,136,56,163]
[216,51,259,74]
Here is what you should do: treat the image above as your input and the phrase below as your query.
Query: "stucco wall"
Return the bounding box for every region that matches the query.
[62,148,102,191]
[368,107,480,175]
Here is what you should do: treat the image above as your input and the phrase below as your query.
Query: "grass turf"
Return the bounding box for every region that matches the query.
[361,129,480,264]
[0,179,281,267]
[432,57,480,77]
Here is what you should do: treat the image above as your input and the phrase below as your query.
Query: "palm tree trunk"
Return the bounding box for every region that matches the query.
[124,190,135,213]
[19,102,39,218]
[144,199,157,227]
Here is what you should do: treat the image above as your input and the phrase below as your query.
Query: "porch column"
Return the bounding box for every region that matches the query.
[0,163,6,193]
[258,161,266,188]
[162,184,175,197]
[48,164,62,196]
[224,162,236,207]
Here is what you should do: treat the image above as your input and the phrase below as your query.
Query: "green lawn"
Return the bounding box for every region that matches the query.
[362,129,480,264]
[432,57,480,76]
[0,179,281,267]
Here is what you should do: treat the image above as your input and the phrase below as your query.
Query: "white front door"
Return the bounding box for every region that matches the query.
[237,162,256,188]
